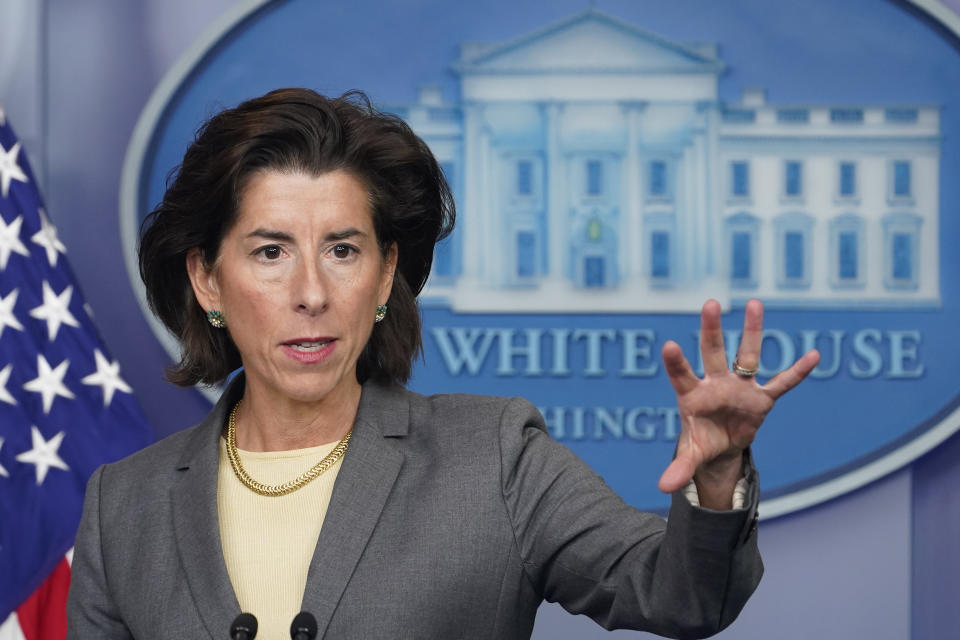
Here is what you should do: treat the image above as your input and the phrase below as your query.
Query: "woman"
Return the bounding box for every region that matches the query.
[66,89,819,639]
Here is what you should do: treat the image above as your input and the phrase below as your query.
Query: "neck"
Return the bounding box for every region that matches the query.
[233,378,361,452]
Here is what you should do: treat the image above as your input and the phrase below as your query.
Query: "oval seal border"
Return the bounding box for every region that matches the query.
[118,0,960,519]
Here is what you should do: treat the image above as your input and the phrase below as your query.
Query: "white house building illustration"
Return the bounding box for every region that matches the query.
[390,9,941,312]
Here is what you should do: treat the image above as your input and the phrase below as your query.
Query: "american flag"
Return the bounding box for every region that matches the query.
[0,108,153,638]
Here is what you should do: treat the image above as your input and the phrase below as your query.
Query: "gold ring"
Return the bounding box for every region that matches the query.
[732,358,759,378]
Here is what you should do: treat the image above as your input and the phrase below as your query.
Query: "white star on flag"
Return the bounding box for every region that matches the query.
[0,437,9,478]
[0,288,24,338]
[0,140,29,197]
[22,354,75,414]
[30,209,67,267]
[82,349,132,407]
[0,363,16,405]
[15,426,69,485]
[0,214,30,270]
[29,281,80,341]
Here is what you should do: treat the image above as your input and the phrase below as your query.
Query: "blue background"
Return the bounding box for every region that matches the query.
[136,0,960,512]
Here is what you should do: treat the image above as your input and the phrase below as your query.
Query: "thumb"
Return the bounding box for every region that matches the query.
[658,456,697,494]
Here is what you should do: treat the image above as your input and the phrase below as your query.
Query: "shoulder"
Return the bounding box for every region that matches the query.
[362,384,547,458]
[93,419,215,495]
[115,422,206,471]
[420,390,535,417]
[404,387,546,434]
[407,390,552,469]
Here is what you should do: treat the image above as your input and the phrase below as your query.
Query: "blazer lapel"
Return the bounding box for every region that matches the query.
[301,382,408,638]
[170,380,243,639]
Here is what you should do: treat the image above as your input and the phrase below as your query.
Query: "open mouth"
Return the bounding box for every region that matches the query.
[281,338,336,364]
[285,340,333,352]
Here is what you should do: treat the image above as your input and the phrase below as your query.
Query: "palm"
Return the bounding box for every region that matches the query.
[658,299,820,494]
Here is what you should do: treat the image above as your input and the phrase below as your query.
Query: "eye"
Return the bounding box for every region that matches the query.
[332,244,356,259]
[256,245,283,260]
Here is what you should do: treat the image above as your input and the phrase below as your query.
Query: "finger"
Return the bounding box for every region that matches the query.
[661,340,699,395]
[763,349,821,400]
[735,299,764,371]
[658,456,698,494]
[699,299,728,375]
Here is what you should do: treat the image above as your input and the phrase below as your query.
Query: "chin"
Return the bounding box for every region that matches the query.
[281,373,357,404]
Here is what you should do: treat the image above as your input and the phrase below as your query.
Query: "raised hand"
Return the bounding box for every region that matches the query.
[657,299,820,507]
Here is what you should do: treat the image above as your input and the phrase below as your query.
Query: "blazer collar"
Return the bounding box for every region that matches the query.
[300,379,408,637]
[170,374,410,639]
[354,379,410,437]
[170,375,244,640]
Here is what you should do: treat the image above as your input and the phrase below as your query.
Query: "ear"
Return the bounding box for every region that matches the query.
[185,248,221,312]
[378,242,398,305]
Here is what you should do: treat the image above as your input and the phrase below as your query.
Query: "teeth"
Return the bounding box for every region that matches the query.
[289,340,330,351]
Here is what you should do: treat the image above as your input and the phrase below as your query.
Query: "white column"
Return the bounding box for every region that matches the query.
[624,103,645,281]
[680,145,697,283]
[461,104,484,283]
[479,123,495,286]
[704,102,722,279]
[693,126,709,280]
[544,102,565,285]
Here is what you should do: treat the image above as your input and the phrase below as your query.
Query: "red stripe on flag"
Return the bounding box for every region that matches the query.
[15,558,71,640]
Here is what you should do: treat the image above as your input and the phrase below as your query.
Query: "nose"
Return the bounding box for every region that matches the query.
[293,257,329,315]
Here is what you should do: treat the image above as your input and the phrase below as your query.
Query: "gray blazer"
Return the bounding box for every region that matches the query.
[66,377,762,639]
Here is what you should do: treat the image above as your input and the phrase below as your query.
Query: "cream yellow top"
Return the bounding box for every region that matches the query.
[217,436,343,640]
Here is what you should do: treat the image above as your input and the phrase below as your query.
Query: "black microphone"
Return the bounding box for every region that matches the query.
[230,613,258,640]
[290,611,318,640]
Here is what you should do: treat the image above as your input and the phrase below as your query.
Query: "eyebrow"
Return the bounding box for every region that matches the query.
[247,228,294,242]
[246,227,367,242]
[326,227,366,241]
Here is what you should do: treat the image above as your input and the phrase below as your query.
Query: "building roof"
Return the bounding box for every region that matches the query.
[453,8,724,75]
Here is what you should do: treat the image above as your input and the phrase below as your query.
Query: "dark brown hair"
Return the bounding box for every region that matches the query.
[138,88,455,387]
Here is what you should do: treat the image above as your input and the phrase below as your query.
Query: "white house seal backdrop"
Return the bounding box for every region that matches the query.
[121,0,960,515]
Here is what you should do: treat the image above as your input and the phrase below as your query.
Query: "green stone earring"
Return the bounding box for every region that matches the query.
[206,310,226,329]
[375,304,388,323]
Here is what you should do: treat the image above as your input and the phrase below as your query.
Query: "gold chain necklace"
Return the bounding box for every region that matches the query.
[225,400,352,497]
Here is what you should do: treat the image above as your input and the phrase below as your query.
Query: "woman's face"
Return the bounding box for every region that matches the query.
[188,169,396,407]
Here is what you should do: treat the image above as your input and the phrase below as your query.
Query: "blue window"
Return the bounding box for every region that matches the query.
[732,232,751,280]
[516,160,532,196]
[586,160,603,196]
[831,108,864,123]
[830,215,863,288]
[775,213,813,288]
[892,233,912,280]
[839,162,856,197]
[893,161,911,198]
[516,231,535,278]
[726,212,758,288]
[785,161,803,197]
[886,108,918,123]
[838,232,858,280]
[723,108,755,123]
[731,161,749,197]
[585,256,605,287]
[649,161,667,197]
[785,232,804,279]
[651,232,670,278]
[882,213,921,290]
[777,108,809,123]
